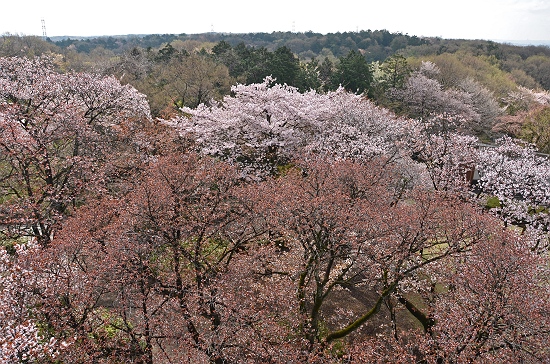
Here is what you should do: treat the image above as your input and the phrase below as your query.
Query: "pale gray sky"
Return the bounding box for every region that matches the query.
[2,0,549,42]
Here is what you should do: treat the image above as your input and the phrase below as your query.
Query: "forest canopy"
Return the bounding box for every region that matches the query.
[1,31,550,363]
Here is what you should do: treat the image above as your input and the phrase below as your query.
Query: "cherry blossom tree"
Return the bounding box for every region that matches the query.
[2,55,550,364]
[308,188,550,364]
[457,77,503,136]
[424,228,550,363]
[475,136,550,250]
[36,152,269,363]
[0,56,151,246]
[168,77,415,179]
[5,147,548,363]
[411,131,479,192]
[250,157,492,351]
[303,90,414,161]
[0,242,58,362]
[167,77,328,177]
[389,61,490,136]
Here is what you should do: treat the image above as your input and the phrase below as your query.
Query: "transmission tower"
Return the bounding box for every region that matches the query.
[41,18,47,39]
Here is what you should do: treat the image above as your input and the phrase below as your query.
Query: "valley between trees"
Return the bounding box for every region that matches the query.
[1,32,550,363]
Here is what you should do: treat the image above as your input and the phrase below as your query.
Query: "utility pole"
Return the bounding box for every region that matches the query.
[41,18,47,40]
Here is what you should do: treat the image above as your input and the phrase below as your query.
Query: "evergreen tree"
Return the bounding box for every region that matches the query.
[332,50,373,95]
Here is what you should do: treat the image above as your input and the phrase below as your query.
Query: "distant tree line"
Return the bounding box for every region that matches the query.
[48,30,427,61]
[3,30,550,91]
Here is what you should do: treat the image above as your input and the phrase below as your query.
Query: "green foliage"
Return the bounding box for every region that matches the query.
[295,61,322,92]
[0,33,59,58]
[212,40,232,55]
[318,57,334,91]
[38,32,550,94]
[528,205,548,215]
[155,43,179,62]
[47,30,428,67]
[520,106,550,153]
[485,196,502,209]
[379,54,411,89]
[374,54,412,104]
[524,55,550,90]
[332,50,373,95]
[509,68,540,89]
[211,43,303,86]
[115,47,233,116]
[271,46,300,85]
[275,162,297,177]
[459,53,517,98]
[425,52,471,88]
[4,242,16,256]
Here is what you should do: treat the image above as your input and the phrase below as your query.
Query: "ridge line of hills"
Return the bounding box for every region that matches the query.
[47,33,550,47]
[41,30,550,61]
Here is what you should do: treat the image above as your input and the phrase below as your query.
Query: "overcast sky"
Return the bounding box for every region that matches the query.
[2,0,549,42]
